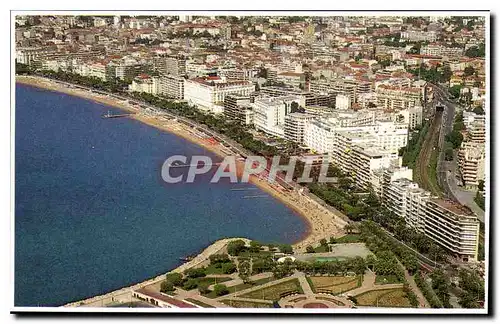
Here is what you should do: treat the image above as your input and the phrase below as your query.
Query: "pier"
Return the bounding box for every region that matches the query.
[102,110,136,119]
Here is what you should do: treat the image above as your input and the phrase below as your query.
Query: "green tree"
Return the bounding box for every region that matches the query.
[473,106,485,115]
[184,267,206,278]
[183,278,199,290]
[198,282,211,294]
[279,244,293,254]
[222,262,237,274]
[449,85,462,99]
[213,284,229,296]
[464,66,475,76]
[160,280,175,293]
[306,245,315,253]
[249,240,262,253]
[227,239,247,256]
[478,180,485,191]
[444,147,454,161]
[165,272,183,286]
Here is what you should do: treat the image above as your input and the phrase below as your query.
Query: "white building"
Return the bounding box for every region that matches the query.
[184,77,254,114]
[284,113,315,144]
[383,178,480,262]
[349,144,401,190]
[396,105,423,130]
[252,95,300,138]
[159,75,185,99]
[335,94,351,110]
[457,142,486,190]
[129,75,160,95]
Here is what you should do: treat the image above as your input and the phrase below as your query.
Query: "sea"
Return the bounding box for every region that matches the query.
[14,83,308,307]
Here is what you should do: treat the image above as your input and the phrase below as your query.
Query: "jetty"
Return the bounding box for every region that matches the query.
[102,110,136,119]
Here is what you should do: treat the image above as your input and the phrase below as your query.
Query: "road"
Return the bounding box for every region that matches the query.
[429,83,485,222]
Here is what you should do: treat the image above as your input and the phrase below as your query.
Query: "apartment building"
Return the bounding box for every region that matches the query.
[384,178,424,227]
[396,105,423,130]
[284,113,315,144]
[349,144,401,190]
[223,95,253,124]
[128,74,159,95]
[458,142,486,190]
[252,95,299,138]
[400,30,437,42]
[165,55,187,76]
[184,77,255,114]
[159,75,185,99]
[466,121,486,144]
[376,85,422,111]
[371,166,413,199]
[424,199,480,262]
[384,179,480,262]
[335,94,350,110]
[420,44,464,58]
[463,111,486,130]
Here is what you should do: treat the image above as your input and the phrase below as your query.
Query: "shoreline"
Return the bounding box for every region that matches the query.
[16,75,347,251]
[16,75,348,306]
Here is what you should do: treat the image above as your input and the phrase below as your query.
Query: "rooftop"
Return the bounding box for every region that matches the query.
[429,198,476,217]
[135,288,198,308]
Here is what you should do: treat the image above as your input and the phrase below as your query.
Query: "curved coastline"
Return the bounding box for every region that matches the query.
[16,75,348,306]
[16,76,347,249]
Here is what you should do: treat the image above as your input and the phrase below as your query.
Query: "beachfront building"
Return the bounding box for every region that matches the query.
[348,144,401,191]
[251,95,300,138]
[223,95,253,124]
[184,76,255,114]
[158,75,185,100]
[424,199,480,262]
[284,112,314,144]
[284,113,315,144]
[129,74,160,95]
[383,178,480,262]
[164,55,187,77]
[370,166,413,200]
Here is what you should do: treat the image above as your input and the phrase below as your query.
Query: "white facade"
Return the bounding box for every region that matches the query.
[184,78,254,114]
[252,95,300,138]
[129,76,160,95]
[335,94,351,110]
[284,113,315,144]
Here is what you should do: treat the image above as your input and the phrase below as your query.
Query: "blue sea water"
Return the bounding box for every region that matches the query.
[14,84,308,307]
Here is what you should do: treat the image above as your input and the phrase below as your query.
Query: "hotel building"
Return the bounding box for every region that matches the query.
[184,77,255,114]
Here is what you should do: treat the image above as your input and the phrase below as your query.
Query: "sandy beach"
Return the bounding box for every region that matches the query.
[15,75,347,252]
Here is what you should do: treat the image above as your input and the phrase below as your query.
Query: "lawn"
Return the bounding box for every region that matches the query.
[335,234,362,244]
[204,264,225,275]
[184,298,214,308]
[375,275,403,285]
[221,299,273,308]
[355,289,411,307]
[204,262,236,275]
[307,276,362,294]
[239,279,303,301]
